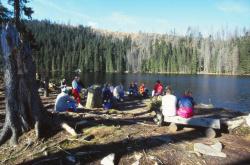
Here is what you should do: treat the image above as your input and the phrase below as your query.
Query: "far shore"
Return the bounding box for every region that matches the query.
[1,71,250,76]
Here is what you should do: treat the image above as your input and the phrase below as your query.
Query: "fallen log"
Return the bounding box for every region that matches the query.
[163,116,221,129]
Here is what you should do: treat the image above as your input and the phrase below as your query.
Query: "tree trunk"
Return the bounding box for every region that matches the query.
[86,85,102,109]
[44,76,49,97]
[0,24,49,145]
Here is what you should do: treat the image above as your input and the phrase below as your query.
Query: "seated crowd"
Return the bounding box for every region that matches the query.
[54,77,195,119]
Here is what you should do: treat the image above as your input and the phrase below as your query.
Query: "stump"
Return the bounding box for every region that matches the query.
[85,85,102,109]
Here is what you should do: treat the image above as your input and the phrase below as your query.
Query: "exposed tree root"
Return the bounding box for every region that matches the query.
[0,123,11,146]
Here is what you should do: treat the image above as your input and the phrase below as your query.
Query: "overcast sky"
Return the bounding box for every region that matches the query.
[3,0,250,35]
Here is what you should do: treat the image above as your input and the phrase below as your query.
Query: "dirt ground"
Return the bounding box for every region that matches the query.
[0,82,250,165]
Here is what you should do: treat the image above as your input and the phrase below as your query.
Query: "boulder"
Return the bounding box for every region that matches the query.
[101,153,115,165]
[246,114,250,127]
[226,115,248,130]
[193,142,226,158]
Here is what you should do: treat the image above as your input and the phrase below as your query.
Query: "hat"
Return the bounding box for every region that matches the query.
[61,87,68,93]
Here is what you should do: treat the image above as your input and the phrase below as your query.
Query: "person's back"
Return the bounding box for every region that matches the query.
[102,86,112,101]
[177,91,194,118]
[55,89,76,112]
[153,80,163,96]
[161,86,177,117]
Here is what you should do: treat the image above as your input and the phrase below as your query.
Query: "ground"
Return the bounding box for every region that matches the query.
[0,80,250,165]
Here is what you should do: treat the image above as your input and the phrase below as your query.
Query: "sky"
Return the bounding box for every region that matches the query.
[2,0,250,35]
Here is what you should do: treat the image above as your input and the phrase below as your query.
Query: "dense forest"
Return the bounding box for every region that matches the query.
[1,20,250,75]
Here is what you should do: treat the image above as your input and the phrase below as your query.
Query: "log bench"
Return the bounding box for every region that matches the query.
[155,113,221,138]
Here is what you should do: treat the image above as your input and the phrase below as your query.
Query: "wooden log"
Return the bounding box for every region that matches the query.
[169,123,178,132]
[61,123,77,137]
[85,85,102,109]
[205,128,217,138]
[163,116,221,129]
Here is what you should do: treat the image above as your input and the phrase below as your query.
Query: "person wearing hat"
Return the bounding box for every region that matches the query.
[55,87,77,112]
[72,76,84,108]
[161,85,177,117]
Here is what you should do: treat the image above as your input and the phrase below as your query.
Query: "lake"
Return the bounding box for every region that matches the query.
[59,72,250,113]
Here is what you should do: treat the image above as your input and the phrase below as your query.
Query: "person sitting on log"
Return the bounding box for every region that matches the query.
[177,90,195,118]
[109,83,114,96]
[139,83,149,97]
[152,80,163,97]
[72,76,84,108]
[55,87,77,112]
[128,81,139,97]
[102,83,113,110]
[113,83,125,101]
[161,86,177,117]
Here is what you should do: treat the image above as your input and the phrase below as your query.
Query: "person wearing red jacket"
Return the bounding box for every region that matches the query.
[152,80,163,96]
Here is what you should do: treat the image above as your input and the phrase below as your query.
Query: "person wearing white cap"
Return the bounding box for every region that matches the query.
[55,87,77,112]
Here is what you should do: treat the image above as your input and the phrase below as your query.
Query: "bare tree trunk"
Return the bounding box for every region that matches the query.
[0,24,77,146]
[0,24,49,145]
[44,75,49,97]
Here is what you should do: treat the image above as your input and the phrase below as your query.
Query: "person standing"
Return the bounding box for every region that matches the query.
[161,86,177,117]
[72,76,83,108]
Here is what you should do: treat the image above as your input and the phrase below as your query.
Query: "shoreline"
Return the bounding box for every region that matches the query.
[1,71,250,76]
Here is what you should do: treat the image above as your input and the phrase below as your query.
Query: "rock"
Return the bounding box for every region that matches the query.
[194,142,226,158]
[101,153,115,165]
[246,114,250,127]
[226,118,245,130]
[211,142,223,151]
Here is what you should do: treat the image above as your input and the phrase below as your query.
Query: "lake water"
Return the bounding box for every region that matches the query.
[60,72,250,113]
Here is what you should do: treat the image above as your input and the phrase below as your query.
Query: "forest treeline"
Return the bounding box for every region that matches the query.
[1,20,250,75]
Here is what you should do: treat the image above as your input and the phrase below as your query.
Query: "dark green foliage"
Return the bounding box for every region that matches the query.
[239,35,250,74]
[0,2,12,22]
[1,18,249,75]
[26,20,131,74]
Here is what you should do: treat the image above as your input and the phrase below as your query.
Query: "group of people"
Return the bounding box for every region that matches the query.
[102,83,125,109]
[128,82,149,97]
[55,76,84,112]
[161,85,195,118]
[54,77,195,119]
